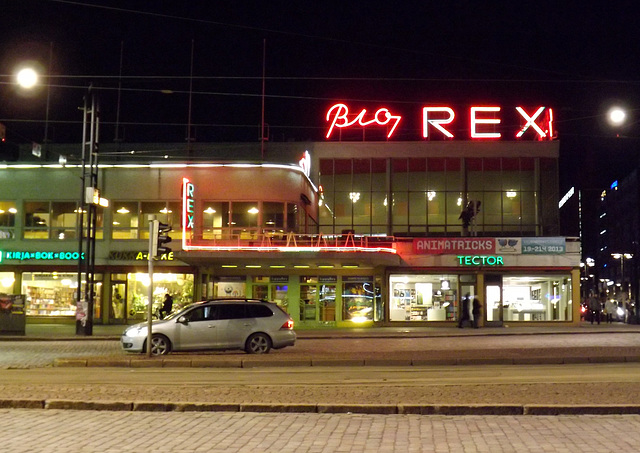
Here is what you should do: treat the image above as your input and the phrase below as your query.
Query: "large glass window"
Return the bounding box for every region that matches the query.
[112,201,179,241]
[342,278,374,323]
[501,275,572,322]
[125,272,194,320]
[263,202,285,231]
[252,276,289,313]
[22,272,102,318]
[389,274,460,321]
[299,276,336,322]
[24,201,51,239]
[319,157,546,236]
[24,201,100,240]
[0,201,17,239]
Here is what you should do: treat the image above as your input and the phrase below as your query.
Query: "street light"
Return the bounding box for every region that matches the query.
[608,107,627,126]
[611,253,633,300]
[13,65,101,335]
[16,68,38,89]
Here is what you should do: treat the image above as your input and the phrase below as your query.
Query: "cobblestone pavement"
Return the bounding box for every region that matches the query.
[3,409,640,452]
[0,340,121,368]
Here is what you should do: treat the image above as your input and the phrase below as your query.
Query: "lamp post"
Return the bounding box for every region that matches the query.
[611,253,633,301]
[16,66,101,335]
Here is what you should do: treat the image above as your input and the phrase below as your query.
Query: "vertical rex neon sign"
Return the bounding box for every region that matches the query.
[182,177,195,249]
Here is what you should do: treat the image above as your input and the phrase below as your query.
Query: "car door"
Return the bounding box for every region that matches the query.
[174,305,218,350]
[216,303,256,348]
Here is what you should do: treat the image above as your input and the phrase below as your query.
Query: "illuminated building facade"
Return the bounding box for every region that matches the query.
[0,133,580,329]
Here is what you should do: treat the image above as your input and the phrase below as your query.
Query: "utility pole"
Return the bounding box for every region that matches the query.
[76,88,99,336]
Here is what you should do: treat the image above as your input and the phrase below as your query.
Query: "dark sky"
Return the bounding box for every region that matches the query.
[1,1,640,191]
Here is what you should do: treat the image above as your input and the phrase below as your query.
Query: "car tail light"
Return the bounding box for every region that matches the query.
[281,319,294,330]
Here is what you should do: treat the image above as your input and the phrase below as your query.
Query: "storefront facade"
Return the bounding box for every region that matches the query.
[0,132,580,331]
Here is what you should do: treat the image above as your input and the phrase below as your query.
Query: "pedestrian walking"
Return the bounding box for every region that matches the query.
[472,297,481,328]
[458,293,471,328]
[605,298,617,323]
[588,292,601,325]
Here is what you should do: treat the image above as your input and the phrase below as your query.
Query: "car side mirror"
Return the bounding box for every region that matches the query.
[177,316,188,325]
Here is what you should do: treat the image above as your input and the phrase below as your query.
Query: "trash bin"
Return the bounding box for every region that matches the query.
[0,294,26,335]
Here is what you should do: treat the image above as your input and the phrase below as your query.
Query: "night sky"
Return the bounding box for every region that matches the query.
[1,0,640,195]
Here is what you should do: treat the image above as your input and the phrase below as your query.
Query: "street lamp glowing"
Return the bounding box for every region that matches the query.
[608,107,626,126]
[16,68,38,89]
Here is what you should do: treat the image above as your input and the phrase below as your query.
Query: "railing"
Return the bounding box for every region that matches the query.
[185,229,397,252]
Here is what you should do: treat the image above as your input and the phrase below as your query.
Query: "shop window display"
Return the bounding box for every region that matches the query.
[253,276,289,313]
[22,272,102,318]
[500,275,572,322]
[126,273,193,319]
[389,274,459,321]
[342,279,375,323]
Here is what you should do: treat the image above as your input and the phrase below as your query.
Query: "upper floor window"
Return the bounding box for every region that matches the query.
[0,201,18,239]
[24,201,103,240]
[111,201,180,240]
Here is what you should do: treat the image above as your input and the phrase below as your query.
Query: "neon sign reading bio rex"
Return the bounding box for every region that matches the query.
[324,103,554,140]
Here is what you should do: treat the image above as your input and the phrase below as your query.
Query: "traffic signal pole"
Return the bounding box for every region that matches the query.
[146,218,157,358]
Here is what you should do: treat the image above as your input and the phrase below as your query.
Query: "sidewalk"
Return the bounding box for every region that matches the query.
[3,320,640,341]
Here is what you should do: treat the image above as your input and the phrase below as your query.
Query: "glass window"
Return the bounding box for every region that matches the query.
[51,202,78,240]
[0,201,18,239]
[319,284,336,321]
[127,273,194,320]
[408,158,426,191]
[342,280,374,323]
[409,192,426,226]
[202,201,225,239]
[0,272,16,293]
[232,202,259,228]
[300,283,317,321]
[389,274,460,321]
[246,304,273,318]
[112,201,139,239]
[352,159,371,193]
[263,202,284,230]
[140,202,166,239]
[218,304,247,320]
[391,159,408,191]
[392,192,408,230]
[23,272,80,316]
[502,275,572,321]
[444,158,462,191]
[24,201,50,239]
[286,203,298,231]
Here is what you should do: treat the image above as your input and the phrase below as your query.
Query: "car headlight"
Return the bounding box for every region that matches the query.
[124,326,148,337]
[617,307,625,317]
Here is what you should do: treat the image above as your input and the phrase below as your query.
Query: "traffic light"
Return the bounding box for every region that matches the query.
[151,221,172,257]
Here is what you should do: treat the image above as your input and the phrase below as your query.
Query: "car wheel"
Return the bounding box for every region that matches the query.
[147,334,171,356]
[245,333,272,354]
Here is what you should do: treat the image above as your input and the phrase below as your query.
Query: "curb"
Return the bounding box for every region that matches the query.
[53,355,640,368]
[3,399,640,415]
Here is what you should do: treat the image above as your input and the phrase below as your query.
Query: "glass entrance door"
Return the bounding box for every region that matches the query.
[484,274,503,327]
[110,282,126,323]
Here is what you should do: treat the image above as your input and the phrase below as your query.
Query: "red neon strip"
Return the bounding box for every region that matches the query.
[515,106,546,138]
[326,103,401,138]
[470,107,501,139]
